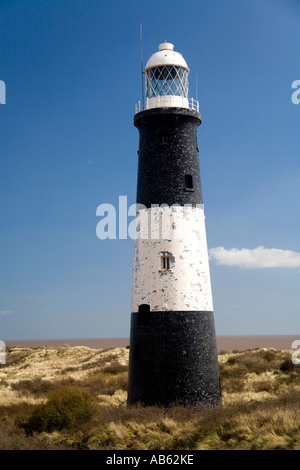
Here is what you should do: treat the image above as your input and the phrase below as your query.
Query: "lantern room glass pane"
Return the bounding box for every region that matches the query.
[146,66,188,99]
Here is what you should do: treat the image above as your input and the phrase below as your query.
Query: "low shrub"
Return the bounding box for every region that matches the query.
[23,386,96,434]
[280,357,295,373]
[102,363,128,375]
[82,370,128,395]
[11,378,52,396]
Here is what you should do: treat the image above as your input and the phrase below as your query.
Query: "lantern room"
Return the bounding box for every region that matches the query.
[136,42,198,112]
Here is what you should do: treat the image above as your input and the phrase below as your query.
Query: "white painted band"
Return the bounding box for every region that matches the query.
[131,206,214,312]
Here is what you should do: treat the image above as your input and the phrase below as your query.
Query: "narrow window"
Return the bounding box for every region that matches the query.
[185,174,193,190]
[161,255,171,270]
[138,304,150,325]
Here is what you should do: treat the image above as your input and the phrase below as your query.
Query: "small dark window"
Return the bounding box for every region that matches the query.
[138,304,150,314]
[184,174,193,190]
[161,255,171,270]
[161,135,169,144]
[138,304,150,325]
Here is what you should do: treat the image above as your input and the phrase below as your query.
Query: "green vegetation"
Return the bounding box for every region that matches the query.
[0,346,299,450]
[23,386,96,434]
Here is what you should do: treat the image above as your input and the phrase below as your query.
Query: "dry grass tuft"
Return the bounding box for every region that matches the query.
[0,346,299,450]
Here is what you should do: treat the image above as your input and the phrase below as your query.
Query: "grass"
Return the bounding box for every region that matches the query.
[0,346,299,450]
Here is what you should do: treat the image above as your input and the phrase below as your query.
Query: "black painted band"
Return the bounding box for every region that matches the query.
[128,310,222,408]
[134,108,203,208]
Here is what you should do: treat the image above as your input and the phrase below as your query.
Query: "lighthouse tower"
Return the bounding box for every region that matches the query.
[128,43,221,407]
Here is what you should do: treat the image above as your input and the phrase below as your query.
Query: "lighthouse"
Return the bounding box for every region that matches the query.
[128,42,221,408]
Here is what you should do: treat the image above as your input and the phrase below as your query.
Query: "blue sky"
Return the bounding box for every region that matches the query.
[0,0,299,340]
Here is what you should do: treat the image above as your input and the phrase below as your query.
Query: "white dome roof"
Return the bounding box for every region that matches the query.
[144,43,190,73]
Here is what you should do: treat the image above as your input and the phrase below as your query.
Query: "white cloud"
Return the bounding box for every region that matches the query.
[0,310,13,316]
[209,246,300,269]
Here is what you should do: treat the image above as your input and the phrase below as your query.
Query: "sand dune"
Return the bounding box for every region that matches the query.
[5,335,298,351]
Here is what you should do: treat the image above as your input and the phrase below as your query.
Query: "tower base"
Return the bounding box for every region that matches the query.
[128,311,222,408]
